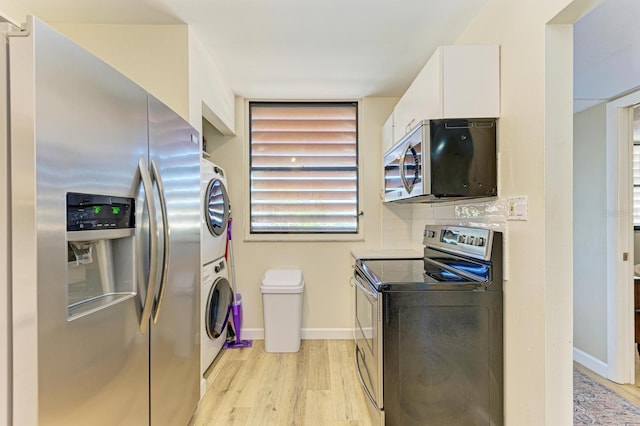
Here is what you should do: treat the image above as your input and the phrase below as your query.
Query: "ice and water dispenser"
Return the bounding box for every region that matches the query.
[66,192,136,320]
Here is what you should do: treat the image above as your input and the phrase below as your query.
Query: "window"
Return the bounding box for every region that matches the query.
[249,102,359,234]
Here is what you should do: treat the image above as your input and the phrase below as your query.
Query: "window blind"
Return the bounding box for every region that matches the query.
[249,102,359,233]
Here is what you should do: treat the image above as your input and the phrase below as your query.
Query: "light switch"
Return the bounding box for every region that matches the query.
[507,196,528,221]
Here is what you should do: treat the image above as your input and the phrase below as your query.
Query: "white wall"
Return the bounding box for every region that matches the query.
[0,24,9,426]
[206,97,395,338]
[0,0,28,26]
[188,29,235,138]
[573,102,607,362]
[441,0,596,423]
[51,24,190,121]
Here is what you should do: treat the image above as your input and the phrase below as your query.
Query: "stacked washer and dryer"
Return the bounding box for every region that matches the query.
[200,157,233,392]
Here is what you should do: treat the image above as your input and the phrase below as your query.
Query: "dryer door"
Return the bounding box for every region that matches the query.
[205,178,230,237]
[205,276,233,339]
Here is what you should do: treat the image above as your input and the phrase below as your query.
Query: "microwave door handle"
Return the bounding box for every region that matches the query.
[150,159,170,325]
[137,156,159,334]
[398,143,418,194]
[398,143,409,192]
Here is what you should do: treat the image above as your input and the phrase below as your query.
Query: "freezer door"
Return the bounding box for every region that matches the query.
[148,94,201,426]
[10,18,150,425]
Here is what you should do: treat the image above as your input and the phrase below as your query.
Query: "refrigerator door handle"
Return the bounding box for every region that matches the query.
[137,156,159,334]
[151,159,170,324]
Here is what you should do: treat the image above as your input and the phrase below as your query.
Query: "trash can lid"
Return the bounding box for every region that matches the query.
[261,269,304,293]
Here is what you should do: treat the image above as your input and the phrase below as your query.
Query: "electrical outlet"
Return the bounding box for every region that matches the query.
[507,196,528,221]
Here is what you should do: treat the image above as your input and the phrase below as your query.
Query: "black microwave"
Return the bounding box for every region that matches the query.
[383,118,497,203]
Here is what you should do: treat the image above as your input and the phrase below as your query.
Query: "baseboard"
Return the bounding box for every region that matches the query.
[301,328,355,340]
[199,378,207,401]
[574,346,609,378]
[238,328,263,340]
[243,328,354,340]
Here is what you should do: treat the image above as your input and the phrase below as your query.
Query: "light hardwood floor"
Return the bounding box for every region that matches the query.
[192,341,640,425]
[191,340,373,426]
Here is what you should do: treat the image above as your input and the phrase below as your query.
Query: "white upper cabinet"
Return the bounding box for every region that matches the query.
[381,113,394,155]
[392,45,500,143]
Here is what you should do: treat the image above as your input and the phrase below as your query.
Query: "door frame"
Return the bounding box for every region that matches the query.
[606,90,639,384]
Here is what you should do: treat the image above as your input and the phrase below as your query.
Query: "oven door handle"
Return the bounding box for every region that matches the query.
[355,344,381,410]
[424,257,486,284]
[354,272,378,300]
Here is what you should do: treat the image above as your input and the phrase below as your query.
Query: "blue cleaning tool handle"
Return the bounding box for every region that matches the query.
[227,217,232,241]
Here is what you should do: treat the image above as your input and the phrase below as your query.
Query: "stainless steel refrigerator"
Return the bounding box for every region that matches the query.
[6,17,200,425]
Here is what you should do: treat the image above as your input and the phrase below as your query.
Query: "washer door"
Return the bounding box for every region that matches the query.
[205,276,233,339]
[205,178,230,237]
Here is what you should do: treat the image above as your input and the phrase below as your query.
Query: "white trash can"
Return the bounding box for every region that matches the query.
[261,269,304,353]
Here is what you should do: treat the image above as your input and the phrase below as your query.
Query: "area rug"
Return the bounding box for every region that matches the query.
[574,368,640,425]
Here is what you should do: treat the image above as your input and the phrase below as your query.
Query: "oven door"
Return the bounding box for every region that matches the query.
[353,268,383,419]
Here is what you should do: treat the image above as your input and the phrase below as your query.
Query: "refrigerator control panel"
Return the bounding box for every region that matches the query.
[67,192,135,231]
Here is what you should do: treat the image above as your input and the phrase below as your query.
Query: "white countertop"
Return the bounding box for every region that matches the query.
[350,248,423,260]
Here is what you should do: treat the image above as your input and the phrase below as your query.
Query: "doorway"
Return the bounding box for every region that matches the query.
[606,92,639,384]
[573,89,637,385]
[572,0,640,386]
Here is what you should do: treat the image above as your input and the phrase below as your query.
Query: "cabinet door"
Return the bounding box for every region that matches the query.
[381,114,394,154]
[393,45,500,138]
[442,45,500,118]
[394,48,442,140]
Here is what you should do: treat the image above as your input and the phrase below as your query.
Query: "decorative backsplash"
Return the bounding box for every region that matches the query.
[382,197,510,278]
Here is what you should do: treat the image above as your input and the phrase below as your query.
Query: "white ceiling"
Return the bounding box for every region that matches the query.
[574,0,640,112]
[15,0,638,110]
[18,0,489,99]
